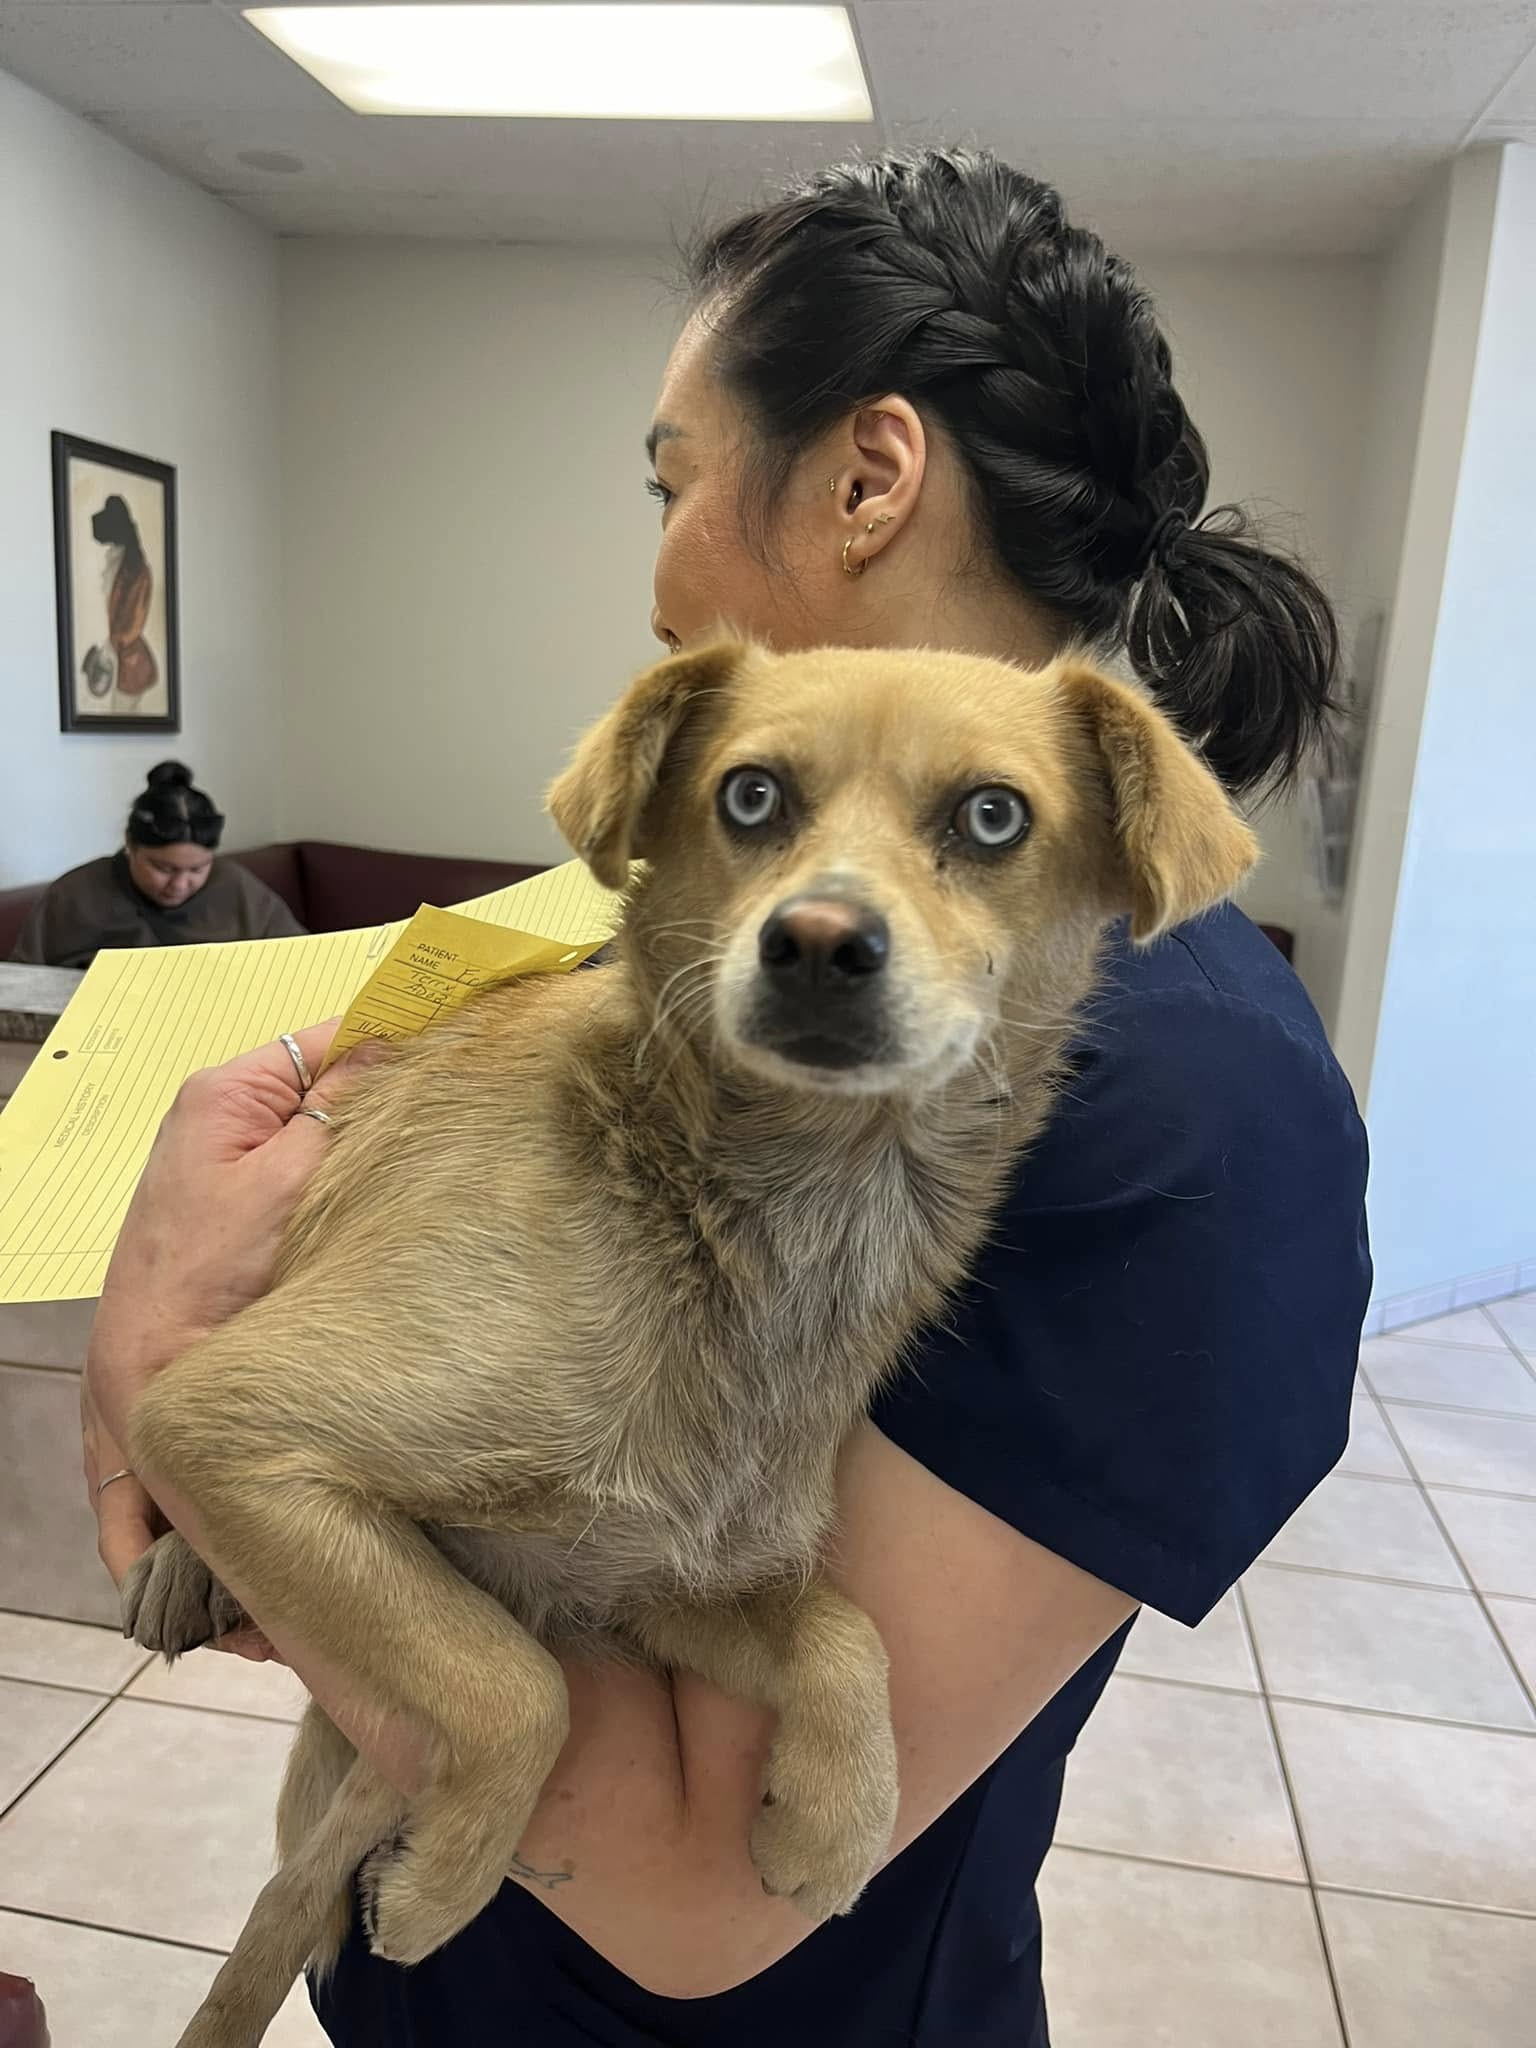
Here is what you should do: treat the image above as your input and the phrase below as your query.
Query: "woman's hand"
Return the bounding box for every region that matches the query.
[83,1020,374,1656]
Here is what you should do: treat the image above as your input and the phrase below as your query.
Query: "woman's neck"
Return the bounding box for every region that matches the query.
[848,569,1065,672]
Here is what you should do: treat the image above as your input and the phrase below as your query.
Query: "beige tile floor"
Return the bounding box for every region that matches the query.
[0,1297,1533,2044]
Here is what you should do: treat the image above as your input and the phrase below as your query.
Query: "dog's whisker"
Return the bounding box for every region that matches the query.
[635,957,719,1070]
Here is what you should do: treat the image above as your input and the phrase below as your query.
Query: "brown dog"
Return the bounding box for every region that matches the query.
[121,642,1255,2046]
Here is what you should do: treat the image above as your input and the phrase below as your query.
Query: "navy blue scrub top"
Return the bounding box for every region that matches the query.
[314,904,1371,2047]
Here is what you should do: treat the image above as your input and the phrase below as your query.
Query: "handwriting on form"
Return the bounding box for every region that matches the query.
[321,903,606,1070]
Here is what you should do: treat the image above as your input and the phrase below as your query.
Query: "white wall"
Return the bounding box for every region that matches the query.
[1362,144,1536,1301]
[278,240,1379,896]
[0,71,284,888]
[279,242,676,865]
[1144,257,1379,951]
[1290,174,1456,1068]
[1326,160,1504,1106]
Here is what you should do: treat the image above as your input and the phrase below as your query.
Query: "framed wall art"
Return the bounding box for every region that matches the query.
[52,431,180,733]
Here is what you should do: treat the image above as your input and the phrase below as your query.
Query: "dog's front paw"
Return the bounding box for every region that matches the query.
[750,1716,899,1922]
[120,1530,244,1657]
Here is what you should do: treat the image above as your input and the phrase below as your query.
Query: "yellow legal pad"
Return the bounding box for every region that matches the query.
[0,861,621,1305]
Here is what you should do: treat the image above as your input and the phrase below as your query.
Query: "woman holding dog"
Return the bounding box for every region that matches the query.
[84,151,1368,2047]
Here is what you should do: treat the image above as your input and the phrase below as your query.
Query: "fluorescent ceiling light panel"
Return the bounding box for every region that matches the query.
[243,5,873,121]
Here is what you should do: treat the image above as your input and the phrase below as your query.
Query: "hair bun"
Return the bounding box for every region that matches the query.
[146,761,194,791]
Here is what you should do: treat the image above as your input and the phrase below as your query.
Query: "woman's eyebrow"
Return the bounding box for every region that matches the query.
[645,421,684,464]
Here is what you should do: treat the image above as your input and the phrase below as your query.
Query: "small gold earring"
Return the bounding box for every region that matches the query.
[842,536,864,579]
[827,475,838,495]
[866,514,894,532]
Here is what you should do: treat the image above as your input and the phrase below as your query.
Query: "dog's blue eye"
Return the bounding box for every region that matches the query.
[719,768,783,831]
[955,786,1030,850]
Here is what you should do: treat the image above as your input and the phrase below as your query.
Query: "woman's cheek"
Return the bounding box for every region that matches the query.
[655,508,725,643]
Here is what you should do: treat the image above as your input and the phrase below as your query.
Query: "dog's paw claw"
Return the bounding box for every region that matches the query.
[120,1531,244,1656]
[750,1796,887,1924]
[749,1721,898,1924]
[360,1833,490,1968]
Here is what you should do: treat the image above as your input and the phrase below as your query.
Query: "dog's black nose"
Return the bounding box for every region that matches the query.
[759,898,889,984]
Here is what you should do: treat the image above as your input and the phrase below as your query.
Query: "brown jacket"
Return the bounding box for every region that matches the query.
[10,853,304,970]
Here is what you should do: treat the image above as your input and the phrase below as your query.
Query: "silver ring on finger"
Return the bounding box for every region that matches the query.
[296,1106,333,1128]
[279,1032,314,1092]
[96,1467,135,1498]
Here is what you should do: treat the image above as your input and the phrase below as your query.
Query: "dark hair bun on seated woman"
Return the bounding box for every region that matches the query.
[686,147,1339,798]
[128,761,225,850]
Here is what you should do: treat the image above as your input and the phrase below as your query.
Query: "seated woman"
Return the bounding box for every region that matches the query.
[10,761,304,970]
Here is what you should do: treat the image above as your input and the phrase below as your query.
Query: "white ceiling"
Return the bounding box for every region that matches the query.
[3,0,1535,255]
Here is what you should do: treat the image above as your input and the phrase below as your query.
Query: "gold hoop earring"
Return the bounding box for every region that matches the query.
[842,536,864,579]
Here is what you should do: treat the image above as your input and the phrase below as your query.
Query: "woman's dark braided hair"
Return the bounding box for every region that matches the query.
[126,761,224,850]
[686,148,1338,796]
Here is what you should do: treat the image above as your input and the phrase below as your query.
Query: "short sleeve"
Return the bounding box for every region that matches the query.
[870,982,1371,1625]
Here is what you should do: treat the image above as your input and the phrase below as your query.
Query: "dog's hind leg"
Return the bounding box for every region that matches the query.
[176,1757,404,2048]
[638,1576,898,1923]
[277,1704,361,1980]
[130,1304,571,1974]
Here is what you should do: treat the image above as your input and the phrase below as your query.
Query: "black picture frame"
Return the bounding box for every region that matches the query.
[52,431,181,734]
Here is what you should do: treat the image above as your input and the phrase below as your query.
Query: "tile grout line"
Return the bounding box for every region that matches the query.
[1268,1554,1536,1604]
[1418,1478,1536,1505]
[1332,1467,1422,1489]
[110,1690,305,1730]
[0,1899,230,1959]
[1312,1881,1536,1924]
[1308,1466,1536,1506]
[1376,1393,1536,1424]
[1047,1845,1536,1924]
[1265,1691,1532,1739]
[1232,1581,1352,2048]
[1373,1329,1517,1355]
[1051,1839,1310,1891]
[1117,1668,1261,1703]
[0,1693,112,1827]
[0,1605,127,1624]
[0,1669,143,1706]
[1477,1302,1536,1382]
[0,1609,305,1718]
[1116,1664,1536,1739]
[1255,1558,1470,1597]
[0,1666,303,1729]
[1359,1345,1536,1421]
[1373,1404,1536,1729]
[114,1649,156,1696]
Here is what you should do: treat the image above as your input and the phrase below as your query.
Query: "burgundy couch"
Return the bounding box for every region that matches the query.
[228,841,548,934]
[0,840,547,958]
[1,842,1295,963]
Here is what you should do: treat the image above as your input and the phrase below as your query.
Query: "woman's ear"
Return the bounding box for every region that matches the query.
[1054,660,1259,943]
[547,641,745,888]
[831,399,926,575]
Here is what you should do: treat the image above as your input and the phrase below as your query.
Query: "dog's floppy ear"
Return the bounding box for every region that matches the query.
[547,641,745,888]
[1056,660,1259,944]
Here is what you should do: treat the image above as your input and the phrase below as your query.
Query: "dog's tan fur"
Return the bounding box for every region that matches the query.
[120,644,1255,2047]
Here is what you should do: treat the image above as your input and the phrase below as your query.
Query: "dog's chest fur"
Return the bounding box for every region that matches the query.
[438,1111,1007,1634]
[284,971,1059,1643]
